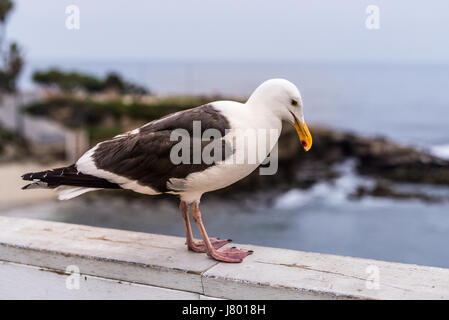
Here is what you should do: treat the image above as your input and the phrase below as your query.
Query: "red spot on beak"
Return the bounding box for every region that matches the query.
[301,140,308,148]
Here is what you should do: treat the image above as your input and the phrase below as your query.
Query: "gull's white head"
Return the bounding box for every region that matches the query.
[247,78,312,151]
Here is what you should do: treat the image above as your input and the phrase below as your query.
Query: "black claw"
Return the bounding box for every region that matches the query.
[248,250,254,253]
[232,246,236,249]
[227,239,233,242]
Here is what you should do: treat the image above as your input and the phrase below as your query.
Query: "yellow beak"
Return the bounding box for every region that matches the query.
[292,113,312,152]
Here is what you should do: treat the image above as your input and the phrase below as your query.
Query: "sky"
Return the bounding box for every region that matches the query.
[5,0,449,64]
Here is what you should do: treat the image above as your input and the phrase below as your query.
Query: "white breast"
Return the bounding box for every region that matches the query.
[170,101,283,203]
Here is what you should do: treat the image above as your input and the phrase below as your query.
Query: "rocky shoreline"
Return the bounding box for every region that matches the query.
[304,125,449,185]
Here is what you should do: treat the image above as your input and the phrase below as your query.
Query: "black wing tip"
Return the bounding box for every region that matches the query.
[22,173,34,180]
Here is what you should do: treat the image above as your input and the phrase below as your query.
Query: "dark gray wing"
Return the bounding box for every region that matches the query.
[90,104,231,192]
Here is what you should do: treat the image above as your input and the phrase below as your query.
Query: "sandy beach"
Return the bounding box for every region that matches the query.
[0,162,65,209]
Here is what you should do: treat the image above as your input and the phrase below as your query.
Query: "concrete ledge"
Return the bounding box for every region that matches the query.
[0,216,448,299]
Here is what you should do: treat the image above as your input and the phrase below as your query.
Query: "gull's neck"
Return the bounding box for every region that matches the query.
[243,100,283,132]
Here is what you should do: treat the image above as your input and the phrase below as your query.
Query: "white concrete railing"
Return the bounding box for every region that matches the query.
[0,216,448,299]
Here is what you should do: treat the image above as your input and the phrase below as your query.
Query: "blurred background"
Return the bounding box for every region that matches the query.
[1,0,449,268]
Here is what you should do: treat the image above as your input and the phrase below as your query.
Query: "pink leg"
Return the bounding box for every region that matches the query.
[180,201,231,253]
[191,201,253,263]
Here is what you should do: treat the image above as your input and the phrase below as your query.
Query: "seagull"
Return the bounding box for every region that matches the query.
[22,79,312,263]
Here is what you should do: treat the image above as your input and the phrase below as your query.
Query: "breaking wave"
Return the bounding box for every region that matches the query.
[274,160,375,209]
[429,144,449,160]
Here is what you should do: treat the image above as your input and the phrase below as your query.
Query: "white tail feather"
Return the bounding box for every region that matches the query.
[56,186,100,200]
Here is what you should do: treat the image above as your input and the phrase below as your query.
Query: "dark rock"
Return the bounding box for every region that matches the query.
[351,180,445,203]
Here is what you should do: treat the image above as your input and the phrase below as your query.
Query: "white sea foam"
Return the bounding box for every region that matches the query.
[429,144,449,160]
[274,160,374,209]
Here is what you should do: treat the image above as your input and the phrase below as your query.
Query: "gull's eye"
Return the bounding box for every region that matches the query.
[291,99,298,106]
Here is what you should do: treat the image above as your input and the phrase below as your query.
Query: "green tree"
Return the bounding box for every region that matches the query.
[0,42,23,92]
[33,69,104,92]
[0,0,13,32]
[33,69,149,95]
[0,0,23,94]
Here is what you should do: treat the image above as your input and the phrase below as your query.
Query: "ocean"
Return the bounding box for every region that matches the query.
[7,60,449,268]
